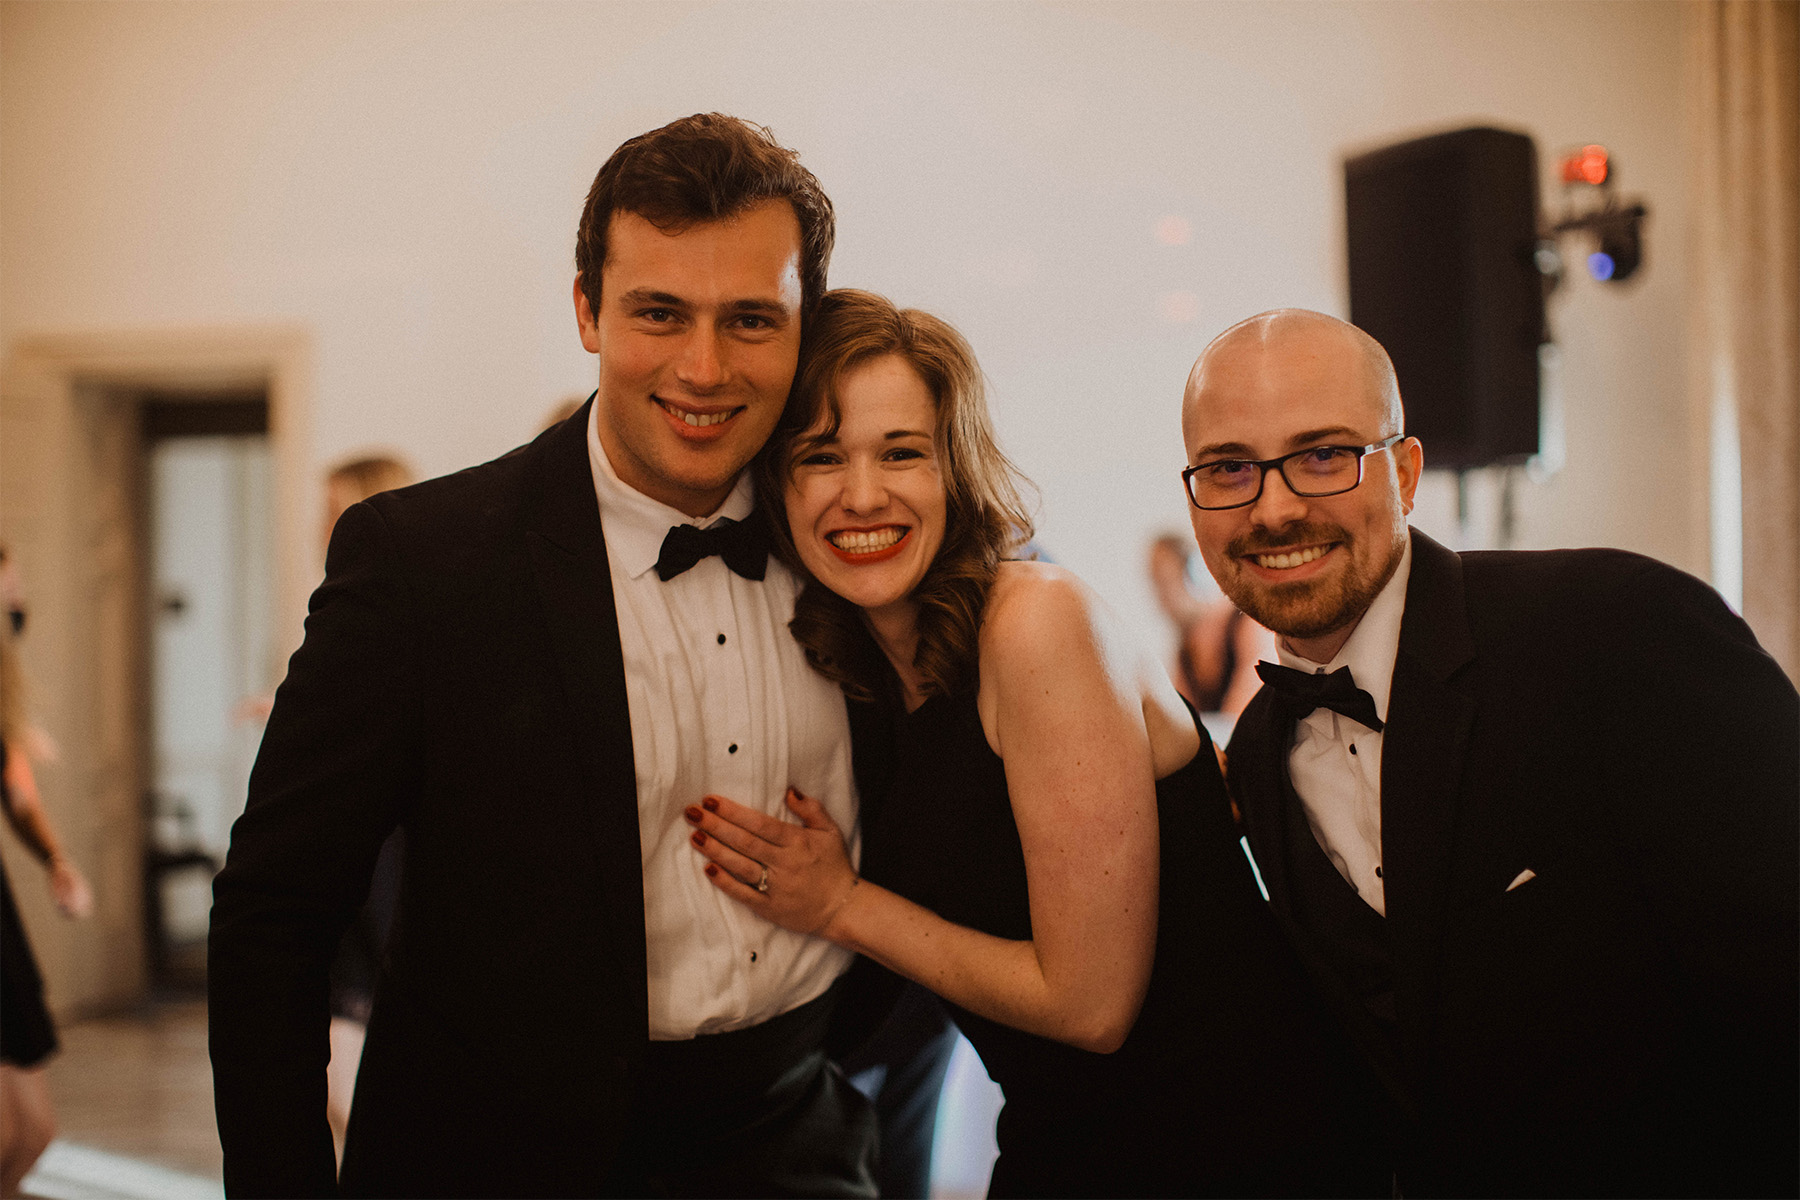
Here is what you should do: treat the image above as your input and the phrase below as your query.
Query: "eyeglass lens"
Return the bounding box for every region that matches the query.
[1189,447,1361,508]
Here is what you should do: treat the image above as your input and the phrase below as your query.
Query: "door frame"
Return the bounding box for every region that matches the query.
[0,324,310,1014]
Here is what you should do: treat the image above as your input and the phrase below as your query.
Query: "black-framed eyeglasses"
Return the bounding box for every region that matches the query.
[1182,433,1405,511]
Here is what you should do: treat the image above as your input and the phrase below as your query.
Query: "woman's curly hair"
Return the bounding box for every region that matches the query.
[754,289,1036,701]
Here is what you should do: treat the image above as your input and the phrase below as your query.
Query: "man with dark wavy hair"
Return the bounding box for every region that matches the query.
[211,114,882,1198]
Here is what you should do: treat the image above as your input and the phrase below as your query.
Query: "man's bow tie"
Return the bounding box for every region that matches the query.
[655,517,769,582]
[1255,662,1386,732]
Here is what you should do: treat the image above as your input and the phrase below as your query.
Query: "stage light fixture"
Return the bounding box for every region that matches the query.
[1545,143,1647,287]
[1560,144,1610,187]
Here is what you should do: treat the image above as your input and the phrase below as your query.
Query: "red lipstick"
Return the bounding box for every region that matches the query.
[826,526,911,564]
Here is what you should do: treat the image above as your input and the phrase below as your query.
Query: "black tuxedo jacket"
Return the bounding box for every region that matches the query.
[1228,529,1798,1198]
[210,405,869,1198]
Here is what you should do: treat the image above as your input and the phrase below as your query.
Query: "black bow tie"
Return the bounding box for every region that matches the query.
[1255,662,1386,732]
[655,517,769,582]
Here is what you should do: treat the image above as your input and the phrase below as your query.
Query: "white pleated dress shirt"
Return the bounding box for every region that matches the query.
[1276,538,1412,917]
[587,405,859,1040]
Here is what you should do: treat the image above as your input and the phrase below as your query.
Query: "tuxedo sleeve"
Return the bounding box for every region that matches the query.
[209,501,419,1198]
[1601,560,1799,1174]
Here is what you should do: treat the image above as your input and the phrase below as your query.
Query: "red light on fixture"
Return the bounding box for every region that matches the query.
[1560,144,1610,186]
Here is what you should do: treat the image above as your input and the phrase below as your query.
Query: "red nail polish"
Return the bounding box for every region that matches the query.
[702,797,719,812]
[691,830,705,847]
[704,863,718,877]
[684,806,702,823]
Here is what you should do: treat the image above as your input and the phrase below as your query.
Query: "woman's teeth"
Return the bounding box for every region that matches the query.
[1255,545,1328,570]
[829,528,905,554]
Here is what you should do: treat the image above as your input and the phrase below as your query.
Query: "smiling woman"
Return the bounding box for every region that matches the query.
[687,289,1383,1197]
[783,355,951,674]
[756,292,1030,704]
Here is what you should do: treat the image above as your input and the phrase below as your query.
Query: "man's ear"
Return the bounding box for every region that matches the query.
[1397,436,1424,514]
[574,275,602,354]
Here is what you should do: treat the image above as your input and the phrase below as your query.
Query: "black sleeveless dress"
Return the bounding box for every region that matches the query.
[857,689,1381,1198]
[1,737,59,1069]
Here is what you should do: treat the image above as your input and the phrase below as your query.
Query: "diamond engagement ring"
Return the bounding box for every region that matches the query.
[755,865,770,894]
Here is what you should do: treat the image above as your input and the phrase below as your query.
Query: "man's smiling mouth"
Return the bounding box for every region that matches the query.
[1250,544,1332,570]
[657,398,741,428]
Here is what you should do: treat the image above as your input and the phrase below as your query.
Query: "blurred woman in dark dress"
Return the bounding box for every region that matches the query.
[1147,532,1273,717]
[0,546,93,1199]
[685,292,1379,1197]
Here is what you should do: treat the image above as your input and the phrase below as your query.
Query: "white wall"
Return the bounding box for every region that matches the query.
[2,0,1697,657]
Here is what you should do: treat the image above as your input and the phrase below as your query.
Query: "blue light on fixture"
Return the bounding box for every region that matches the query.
[1587,251,1616,282]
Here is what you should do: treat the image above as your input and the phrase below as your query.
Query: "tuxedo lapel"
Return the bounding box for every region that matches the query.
[1380,530,1477,1032]
[1228,691,1298,916]
[523,403,648,1031]
[1232,686,1420,1116]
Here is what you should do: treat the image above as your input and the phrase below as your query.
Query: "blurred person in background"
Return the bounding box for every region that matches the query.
[0,545,94,1199]
[322,457,414,558]
[233,456,416,723]
[1146,532,1273,716]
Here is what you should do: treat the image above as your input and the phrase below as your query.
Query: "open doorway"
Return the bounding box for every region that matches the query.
[140,390,274,987]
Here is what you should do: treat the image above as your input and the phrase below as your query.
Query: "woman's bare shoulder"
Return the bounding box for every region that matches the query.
[981,562,1201,774]
[987,558,1087,614]
[980,561,1107,663]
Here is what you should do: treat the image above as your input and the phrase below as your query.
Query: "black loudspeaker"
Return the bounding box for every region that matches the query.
[1345,127,1545,470]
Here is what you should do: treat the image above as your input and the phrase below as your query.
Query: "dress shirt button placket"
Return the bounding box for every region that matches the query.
[696,589,755,1020]
[708,613,755,844]
[716,632,743,754]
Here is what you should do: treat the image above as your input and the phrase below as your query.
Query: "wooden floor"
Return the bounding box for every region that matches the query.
[42,993,221,1182]
[27,990,998,1200]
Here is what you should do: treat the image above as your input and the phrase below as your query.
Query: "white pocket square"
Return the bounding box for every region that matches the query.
[1505,868,1537,892]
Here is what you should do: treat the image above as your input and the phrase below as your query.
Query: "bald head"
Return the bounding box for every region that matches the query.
[1183,309,1402,445]
[1178,308,1421,662]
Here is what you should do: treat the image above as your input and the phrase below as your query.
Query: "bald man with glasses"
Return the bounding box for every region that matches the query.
[1180,308,1797,1198]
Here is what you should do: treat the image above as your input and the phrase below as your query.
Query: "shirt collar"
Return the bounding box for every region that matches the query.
[1275,533,1412,723]
[586,400,756,580]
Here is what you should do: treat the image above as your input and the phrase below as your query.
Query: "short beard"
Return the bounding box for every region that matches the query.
[1221,522,1405,643]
